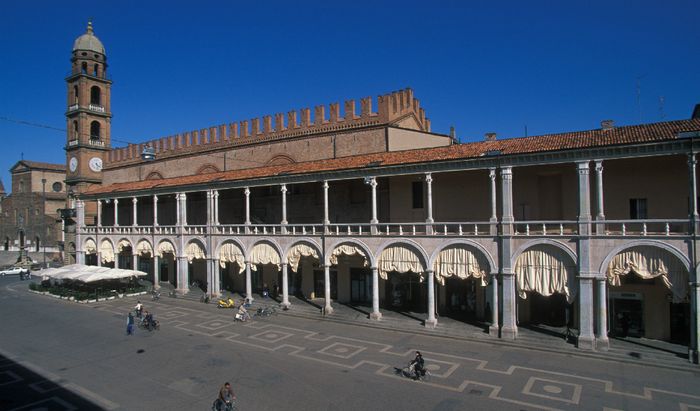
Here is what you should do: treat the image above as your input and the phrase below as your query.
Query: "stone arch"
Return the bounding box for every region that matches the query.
[135,238,153,257]
[511,239,577,268]
[600,241,690,303]
[512,240,578,303]
[117,238,133,253]
[598,240,690,275]
[429,241,494,286]
[248,240,283,268]
[375,239,429,280]
[145,171,164,180]
[325,239,374,267]
[266,155,295,166]
[155,239,177,257]
[196,164,220,175]
[428,239,497,275]
[99,239,115,264]
[185,239,207,261]
[285,238,322,272]
[216,239,245,272]
[83,238,97,255]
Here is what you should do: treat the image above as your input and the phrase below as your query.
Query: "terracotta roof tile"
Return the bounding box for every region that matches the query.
[85,119,700,196]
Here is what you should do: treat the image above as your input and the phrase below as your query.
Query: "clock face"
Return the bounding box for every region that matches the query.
[89,157,103,172]
[69,157,78,172]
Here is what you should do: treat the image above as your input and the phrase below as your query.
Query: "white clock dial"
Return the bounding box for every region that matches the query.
[89,157,103,172]
[69,157,78,172]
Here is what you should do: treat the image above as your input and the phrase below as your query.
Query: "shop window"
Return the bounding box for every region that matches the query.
[412,181,424,209]
[629,198,648,219]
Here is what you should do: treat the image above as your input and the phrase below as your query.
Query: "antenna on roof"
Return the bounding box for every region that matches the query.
[524,125,528,137]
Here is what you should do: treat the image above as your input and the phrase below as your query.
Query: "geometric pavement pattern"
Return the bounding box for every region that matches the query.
[90,299,700,411]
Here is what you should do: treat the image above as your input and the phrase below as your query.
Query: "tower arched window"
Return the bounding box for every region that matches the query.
[90,86,101,106]
[81,62,87,74]
[93,64,99,76]
[73,121,79,139]
[73,86,79,104]
[90,121,101,141]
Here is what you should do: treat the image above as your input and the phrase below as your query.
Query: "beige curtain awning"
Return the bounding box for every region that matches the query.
[287,243,319,272]
[515,247,576,303]
[84,239,97,255]
[329,244,368,266]
[136,240,153,257]
[219,242,245,273]
[433,246,488,286]
[378,245,424,281]
[117,239,132,253]
[156,241,175,258]
[250,243,280,271]
[185,242,206,262]
[100,240,114,264]
[607,246,688,303]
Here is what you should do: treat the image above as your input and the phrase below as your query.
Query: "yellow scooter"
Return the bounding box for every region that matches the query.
[217,298,236,308]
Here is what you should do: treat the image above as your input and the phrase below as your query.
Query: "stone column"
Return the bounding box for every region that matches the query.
[281,262,291,308]
[370,267,382,320]
[177,256,188,294]
[245,261,253,303]
[206,190,213,226]
[244,187,251,229]
[322,181,330,226]
[323,264,334,314]
[595,278,609,350]
[211,259,220,297]
[689,154,699,235]
[489,273,499,336]
[500,167,517,339]
[425,270,437,328]
[114,198,119,227]
[97,251,102,267]
[175,194,181,226]
[577,161,595,349]
[281,184,288,226]
[96,200,102,227]
[425,173,434,223]
[153,255,160,289]
[205,256,212,296]
[489,168,498,235]
[594,160,605,235]
[153,195,159,227]
[213,190,220,225]
[369,177,378,224]
[132,253,138,271]
[692,281,700,363]
[181,193,188,226]
[132,197,138,227]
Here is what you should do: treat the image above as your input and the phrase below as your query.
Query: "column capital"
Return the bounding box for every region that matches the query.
[424,172,433,184]
[322,180,329,189]
[489,168,496,180]
[689,153,698,166]
[213,190,219,198]
[577,160,590,174]
[206,190,213,199]
[114,198,119,204]
[365,176,377,188]
[500,167,512,179]
[594,160,604,172]
[281,184,287,193]
[132,197,138,204]
[153,194,158,202]
[244,187,250,196]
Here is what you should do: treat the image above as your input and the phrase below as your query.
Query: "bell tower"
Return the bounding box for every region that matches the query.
[65,20,111,195]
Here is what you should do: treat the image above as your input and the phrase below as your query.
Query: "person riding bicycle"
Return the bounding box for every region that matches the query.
[143,311,155,330]
[215,382,236,411]
[410,351,425,379]
[236,304,249,322]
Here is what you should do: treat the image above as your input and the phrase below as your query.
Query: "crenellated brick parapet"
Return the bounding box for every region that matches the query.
[105,88,430,166]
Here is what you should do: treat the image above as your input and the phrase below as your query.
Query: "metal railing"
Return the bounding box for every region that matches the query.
[594,219,689,236]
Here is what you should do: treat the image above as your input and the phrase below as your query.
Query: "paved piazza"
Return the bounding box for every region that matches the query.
[2,277,700,410]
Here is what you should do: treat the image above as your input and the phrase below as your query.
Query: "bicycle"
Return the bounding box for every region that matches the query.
[200,294,211,304]
[400,362,431,381]
[151,290,161,301]
[254,306,277,317]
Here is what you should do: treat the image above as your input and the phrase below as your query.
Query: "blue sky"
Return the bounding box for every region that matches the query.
[1,0,698,191]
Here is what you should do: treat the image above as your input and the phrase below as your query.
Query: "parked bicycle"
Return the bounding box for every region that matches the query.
[151,290,161,301]
[254,306,278,317]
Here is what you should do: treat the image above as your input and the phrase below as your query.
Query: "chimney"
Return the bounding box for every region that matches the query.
[485,132,497,142]
[692,103,700,119]
[601,120,614,130]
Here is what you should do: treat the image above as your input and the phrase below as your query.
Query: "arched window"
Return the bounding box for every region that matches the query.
[93,64,99,76]
[73,121,79,139]
[73,86,79,104]
[90,121,101,140]
[81,62,87,74]
[90,86,101,106]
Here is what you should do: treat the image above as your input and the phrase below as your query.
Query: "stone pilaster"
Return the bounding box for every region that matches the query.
[425,270,437,328]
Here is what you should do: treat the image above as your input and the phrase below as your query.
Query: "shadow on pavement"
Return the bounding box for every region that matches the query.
[0,353,106,411]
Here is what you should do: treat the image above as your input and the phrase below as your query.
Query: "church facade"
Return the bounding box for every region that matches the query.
[65,23,700,359]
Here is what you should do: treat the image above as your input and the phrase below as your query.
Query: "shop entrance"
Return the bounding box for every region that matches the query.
[350,268,372,303]
[384,272,426,313]
[313,269,337,300]
[609,293,644,338]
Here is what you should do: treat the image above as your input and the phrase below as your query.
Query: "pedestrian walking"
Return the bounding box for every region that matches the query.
[126,312,135,335]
